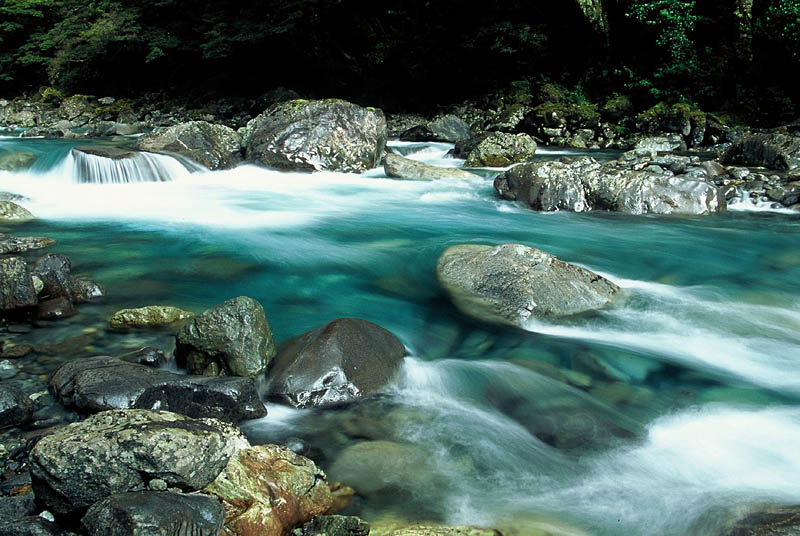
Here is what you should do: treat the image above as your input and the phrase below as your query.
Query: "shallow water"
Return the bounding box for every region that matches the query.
[2,138,800,535]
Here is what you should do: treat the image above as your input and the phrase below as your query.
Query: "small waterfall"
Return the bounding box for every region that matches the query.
[67,146,200,183]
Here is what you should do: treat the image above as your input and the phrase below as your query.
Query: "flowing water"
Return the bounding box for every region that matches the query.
[2,138,800,535]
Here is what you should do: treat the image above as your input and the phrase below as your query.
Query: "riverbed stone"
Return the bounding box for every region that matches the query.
[0,257,38,312]
[399,115,472,143]
[245,99,387,173]
[709,504,800,535]
[383,152,479,181]
[81,491,226,536]
[0,385,33,429]
[436,243,620,327]
[175,296,275,378]
[722,133,800,170]
[0,152,36,172]
[0,201,33,221]
[266,318,406,408]
[370,524,501,536]
[293,515,370,536]
[0,495,36,523]
[108,305,194,331]
[203,444,333,536]
[0,236,55,255]
[49,356,267,422]
[136,121,242,170]
[0,516,59,536]
[464,132,537,167]
[36,296,76,320]
[29,409,249,517]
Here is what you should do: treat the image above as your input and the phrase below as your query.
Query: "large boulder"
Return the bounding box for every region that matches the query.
[136,121,242,170]
[81,492,226,536]
[0,201,33,221]
[175,296,275,378]
[0,385,33,428]
[722,133,800,170]
[49,356,267,422]
[464,132,536,167]
[0,152,36,172]
[203,444,333,536]
[245,99,386,173]
[399,115,472,143]
[0,257,38,312]
[494,157,725,215]
[29,409,249,517]
[0,235,55,255]
[383,152,480,181]
[265,318,406,408]
[435,244,620,327]
[108,305,194,331]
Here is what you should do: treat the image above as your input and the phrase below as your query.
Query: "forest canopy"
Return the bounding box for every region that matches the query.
[0,0,798,117]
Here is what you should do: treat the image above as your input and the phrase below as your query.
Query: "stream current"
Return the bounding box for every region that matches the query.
[1,137,800,535]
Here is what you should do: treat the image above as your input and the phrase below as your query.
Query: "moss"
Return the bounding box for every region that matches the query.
[536,82,568,104]
[38,87,64,105]
[94,99,134,118]
[602,95,633,119]
[533,100,600,127]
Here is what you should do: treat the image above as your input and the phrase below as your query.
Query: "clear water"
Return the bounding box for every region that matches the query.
[2,138,800,535]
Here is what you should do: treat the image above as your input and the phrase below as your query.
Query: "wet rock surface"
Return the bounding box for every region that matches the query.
[136,120,243,170]
[383,152,479,181]
[0,236,55,255]
[0,385,33,429]
[0,201,34,222]
[436,243,620,327]
[266,318,406,408]
[108,305,194,331]
[49,356,267,422]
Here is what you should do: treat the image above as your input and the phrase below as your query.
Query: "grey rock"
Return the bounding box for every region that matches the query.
[29,409,248,516]
[722,133,800,170]
[266,318,406,408]
[632,134,687,156]
[175,296,275,378]
[69,277,106,303]
[72,146,139,160]
[245,99,386,173]
[383,152,479,181]
[0,152,36,172]
[33,254,104,303]
[0,384,33,428]
[0,236,55,255]
[494,159,591,212]
[464,132,537,167]
[136,121,242,170]
[108,305,194,331]
[399,115,472,143]
[37,296,76,320]
[708,504,800,535]
[0,201,34,221]
[294,515,370,536]
[0,495,36,523]
[0,257,38,312]
[81,492,225,536]
[0,516,58,536]
[115,347,168,368]
[48,356,267,422]
[436,243,620,327]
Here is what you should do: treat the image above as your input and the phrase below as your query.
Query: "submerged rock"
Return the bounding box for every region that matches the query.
[49,355,267,422]
[108,305,194,331]
[266,318,406,408]
[383,152,479,181]
[436,243,620,327]
[81,492,226,536]
[707,504,800,535]
[0,235,55,255]
[294,515,370,536]
[464,132,537,167]
[245,99,386,173]
[29,409,248,516]
[722,133,800,170]
[136,121,242,170]
[0,201,33,221]
[72,146,140,160]
[0,152,36,172]
[0,384,33,429]
[203,444,332,536]
[370,524,501,536]
[0,257,38,312]
[175,296,275,378]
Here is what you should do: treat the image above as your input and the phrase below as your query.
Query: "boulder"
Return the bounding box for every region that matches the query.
[494,157,725,216]
[0,495,36,523]
[31,253,103,303]
[464,132,536,167]
[0,516,58,536]
[632,134,687,155]
[37,296,76,320]
[0,385,33,428]
[116,347,169,368]
[108,305,194,331]
[435,244,620,327]
[0,257,38,312]
[245,99,386,173]
[29,409,249,517]
[0,201,33,221]
[0,236,55,255]
[399,115,472,143]
[0,152,36,172]
[136,121,242,170]
[81,492,226,536]
[293,515,370,536]
[48,356,267,422]
[722,133,800,170]
[72,146,140,160]
[175,296,275,378]
[383,153,480,181]
[266,318,406,408]
[203,444,332,536]
[69,277,106,303]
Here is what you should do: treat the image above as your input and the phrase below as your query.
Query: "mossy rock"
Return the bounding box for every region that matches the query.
[38,87,64,105]
[531,101,600,128]
[601,95,633,120]
[535,82,569,104]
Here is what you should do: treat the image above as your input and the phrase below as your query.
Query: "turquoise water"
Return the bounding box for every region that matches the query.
[2,139,800,534]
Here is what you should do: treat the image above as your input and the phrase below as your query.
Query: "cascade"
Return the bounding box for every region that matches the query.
[67,146,200,183]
